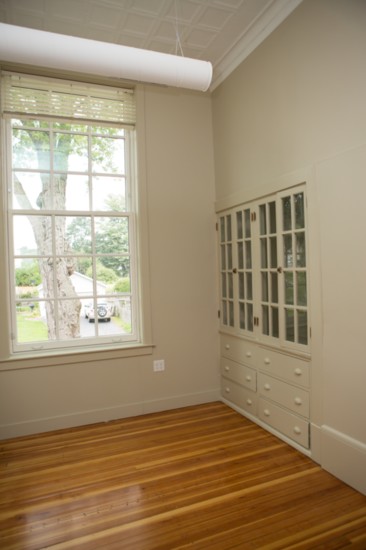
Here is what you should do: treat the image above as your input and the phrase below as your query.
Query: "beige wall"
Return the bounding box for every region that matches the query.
[0,84,220,437]
[212,0,366,494]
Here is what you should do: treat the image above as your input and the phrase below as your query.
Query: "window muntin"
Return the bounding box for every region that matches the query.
[7,116,139,352]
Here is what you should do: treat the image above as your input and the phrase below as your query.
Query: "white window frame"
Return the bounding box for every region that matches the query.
[0,72,152,359]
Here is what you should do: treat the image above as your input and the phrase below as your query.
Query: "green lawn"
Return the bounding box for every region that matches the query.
[17,315,48,342]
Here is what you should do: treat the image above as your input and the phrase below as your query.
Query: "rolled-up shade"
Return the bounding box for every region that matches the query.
[1,72,136,126]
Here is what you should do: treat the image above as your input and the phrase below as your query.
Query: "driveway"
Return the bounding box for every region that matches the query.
[79,316,125,337]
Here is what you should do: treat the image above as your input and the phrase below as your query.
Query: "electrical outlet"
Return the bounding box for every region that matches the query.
[153,359,165,372]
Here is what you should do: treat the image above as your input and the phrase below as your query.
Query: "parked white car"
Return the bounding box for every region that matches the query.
[84,302,113,323]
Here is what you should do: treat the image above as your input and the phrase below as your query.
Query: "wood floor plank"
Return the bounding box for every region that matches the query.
[1,402,365,549]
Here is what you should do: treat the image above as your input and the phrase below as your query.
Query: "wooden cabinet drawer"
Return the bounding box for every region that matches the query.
[220,358,256,392]
[258,397,310,449]
[258,348,310,388]
[258,373,309,418]
[220,335,256,367]
[221,378,257,416]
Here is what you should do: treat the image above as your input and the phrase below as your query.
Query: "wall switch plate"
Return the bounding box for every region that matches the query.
[153,359,165,372]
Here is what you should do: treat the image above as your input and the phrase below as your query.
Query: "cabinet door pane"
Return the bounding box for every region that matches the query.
[280,189,308,346]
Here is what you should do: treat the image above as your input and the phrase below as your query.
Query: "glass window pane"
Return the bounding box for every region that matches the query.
[64,216,92,254]
[262,305,269,335]
[245,241,252,269]
[236,211,243,239]
[244,209,251,238]
[259,204,267,235]
[13,172,49,210]
[239,302,245,329]
[247,303,253,332]
[296,232,306,267]
[272,307,279,338]
[271,272,278,303]
[269,202,276,233]
[54,133,88,172]
[222,273,227,298]
[246,273,253,300]
[221,245,226,270]
[284,272,294,305]
[14,259,41,294]
[227,244,232,270]
[94,217,129,254]
[285,309,295,342]
[64,175,89,210]
[113,297,132,334]
[283,234,293,267]
[220,217,225,243]
[53,122,88,133]
[270,236,277,268]
[12,128,50,170]
[222,301,227,325]
[298,310,308,345]
[295,193,305,229]
[229,302,234,327]
[282,196,292,231]
[261,272,268,302]
[228,273,233,299]
[91,136,125,174]
[239,272,245,300]
[99,256,130,280]
[261,238,268,268]
[13,215,52,255]
[226,215,232,242]
[92,176,126,211]
[16,300,50,343]
[297,272,307,306]
[238,243,244,270]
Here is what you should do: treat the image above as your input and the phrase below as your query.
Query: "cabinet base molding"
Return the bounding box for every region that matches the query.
[321,425,366,496]
[221,397,312,458]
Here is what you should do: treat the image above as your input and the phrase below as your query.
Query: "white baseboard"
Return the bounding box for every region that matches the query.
[0,389,220,439]
[321,425,366,496]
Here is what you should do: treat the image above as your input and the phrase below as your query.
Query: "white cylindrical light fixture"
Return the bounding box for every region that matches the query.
[0,23,212,92]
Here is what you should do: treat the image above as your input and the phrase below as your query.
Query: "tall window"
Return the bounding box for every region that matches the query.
[1,73,140,353]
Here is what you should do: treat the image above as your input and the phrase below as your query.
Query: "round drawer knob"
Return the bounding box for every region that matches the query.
[294,368,302,376]
[246,351,252,358]
[264,383,271,391]
[264,357,271,365]
[293,426,301,435]
[264,409,270,417]
[246,375,252,382]
[247,399,252,405]
[224,365,230,372]
[294,397,302,406]
[225,344,230,350]
[225,387,230,393]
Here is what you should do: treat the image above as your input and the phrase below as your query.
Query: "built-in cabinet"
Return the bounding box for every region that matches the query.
[218,185,311,451]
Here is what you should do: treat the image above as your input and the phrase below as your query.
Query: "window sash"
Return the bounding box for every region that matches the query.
[2,72,140,353]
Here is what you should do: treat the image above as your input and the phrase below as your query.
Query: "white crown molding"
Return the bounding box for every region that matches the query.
[210,0,303,91]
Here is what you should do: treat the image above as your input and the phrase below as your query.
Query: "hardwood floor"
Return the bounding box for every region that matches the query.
[1,402,365,549]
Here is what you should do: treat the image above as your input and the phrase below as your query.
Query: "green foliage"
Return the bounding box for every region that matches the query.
[86,261,118,284]
[113,277,131,293]
[15,262,41,286]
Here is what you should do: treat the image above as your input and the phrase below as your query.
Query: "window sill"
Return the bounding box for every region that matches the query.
[0,343,154,371]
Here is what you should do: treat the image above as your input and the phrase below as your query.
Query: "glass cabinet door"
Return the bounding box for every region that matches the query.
[280,190,308,345]
[218,213,234,329]
[235,207,254,334]
[218,184,309,351]
[258,199,279,340]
